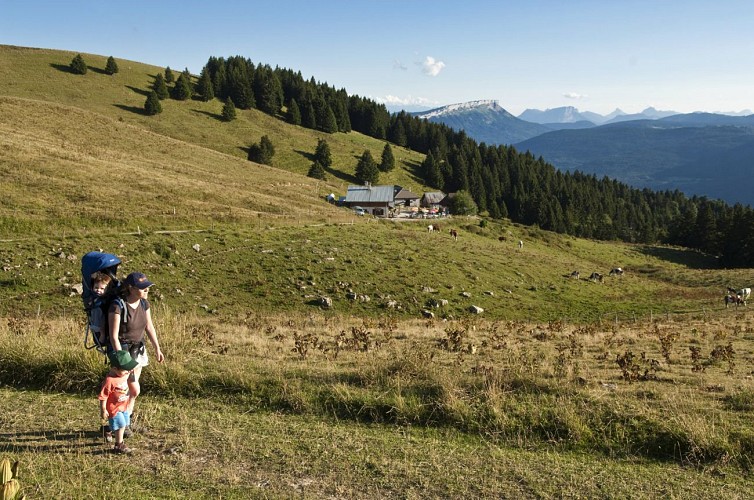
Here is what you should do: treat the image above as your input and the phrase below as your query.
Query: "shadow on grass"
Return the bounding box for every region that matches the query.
[50,63,74,74]
[191,109,223,121]
[114,104,146,116]
[0,431,109,454]
[87,66,108,75]
[638,245,717,269]
[293,149,316,163]
[403,158,425,186]
[125,85,150,97]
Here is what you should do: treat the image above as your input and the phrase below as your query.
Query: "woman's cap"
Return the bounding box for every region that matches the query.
[108,350,139,370]
[125,272,154,289]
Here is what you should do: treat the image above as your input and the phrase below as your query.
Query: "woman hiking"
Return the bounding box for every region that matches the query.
[108,271,165,432]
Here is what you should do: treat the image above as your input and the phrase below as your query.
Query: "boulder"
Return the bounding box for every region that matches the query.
[469,305,484,314]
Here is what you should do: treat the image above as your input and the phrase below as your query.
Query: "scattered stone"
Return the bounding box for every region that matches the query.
[192,244,201,252]
[469,305,484,314]
[484,290,495,296]
[460,291,471,298]
[71,283,83,295]
[421,310,435,319]
[385,300,399,309]
[319,296,332,309]
[422,286,437,293]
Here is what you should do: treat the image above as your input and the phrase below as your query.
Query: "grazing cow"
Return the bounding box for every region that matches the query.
[518,240,524,250]
[570,270,580,280]
[725,293,746,308]
[449,228,458,241]
[609,267,624,276]
[589,272,603,283]
[498,235,506,242]
[727,287,751,301]
[427,225,434,232]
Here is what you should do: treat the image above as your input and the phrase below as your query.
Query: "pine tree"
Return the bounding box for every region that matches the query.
[308,161,327,180]
[286,99,301,126]
[222,97,236,121]
[171,73,193,100]
[314,139,332,167]
[355,150,379,185]
[104,56,119,75]
[164,66,174,83]
[197,68,214,102]
[70,54,87,75]
[259,135,275,164]
[379,143,395,172]
[248,135,275,165]
[144,91,162,116]
[153,73,169,99]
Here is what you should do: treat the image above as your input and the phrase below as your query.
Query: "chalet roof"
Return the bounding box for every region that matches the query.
[344,184,395,204]
[394,187,420,200]
[440,192,457,206]
[422,191,446,205]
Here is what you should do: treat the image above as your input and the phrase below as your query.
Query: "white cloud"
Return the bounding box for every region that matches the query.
[377,95,439,106]
[563,92,587,100]
[421,56,446,77]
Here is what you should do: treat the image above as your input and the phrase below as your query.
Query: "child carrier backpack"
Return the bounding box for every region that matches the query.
[81,251,123,353]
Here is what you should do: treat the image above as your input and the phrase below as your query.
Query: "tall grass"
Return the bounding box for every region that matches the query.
[3,307,753,469]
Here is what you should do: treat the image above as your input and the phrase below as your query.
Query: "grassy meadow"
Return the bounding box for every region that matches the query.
[2,45,754,498]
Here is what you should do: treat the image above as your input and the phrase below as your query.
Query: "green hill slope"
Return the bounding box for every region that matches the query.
[0,45,428,195]
[0,45,750,322]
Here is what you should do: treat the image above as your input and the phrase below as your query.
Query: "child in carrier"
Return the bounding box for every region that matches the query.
[99,350,139,454]
[89,271,114,346]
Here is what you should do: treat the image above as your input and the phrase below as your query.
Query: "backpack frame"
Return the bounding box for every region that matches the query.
[81,251,122,353]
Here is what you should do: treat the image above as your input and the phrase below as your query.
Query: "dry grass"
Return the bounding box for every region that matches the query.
[2,308,754,497]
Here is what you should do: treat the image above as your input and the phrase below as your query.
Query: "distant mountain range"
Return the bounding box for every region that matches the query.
[412,101,754,206]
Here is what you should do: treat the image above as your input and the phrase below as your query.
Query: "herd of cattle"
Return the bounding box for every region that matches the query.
[566,267,624,282]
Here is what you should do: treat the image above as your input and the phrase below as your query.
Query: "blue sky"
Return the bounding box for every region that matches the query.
[3,0,753,115]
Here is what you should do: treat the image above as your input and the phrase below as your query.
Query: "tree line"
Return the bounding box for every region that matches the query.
[196,55,754,267]
[76,52,754,267]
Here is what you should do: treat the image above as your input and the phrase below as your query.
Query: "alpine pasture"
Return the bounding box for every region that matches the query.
[1,45,754,498]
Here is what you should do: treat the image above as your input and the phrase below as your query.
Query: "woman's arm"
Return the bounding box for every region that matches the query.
[144,308,165,363]
[108,308,122,352]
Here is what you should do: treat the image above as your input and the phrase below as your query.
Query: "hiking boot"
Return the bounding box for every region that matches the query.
[113,442,132,454]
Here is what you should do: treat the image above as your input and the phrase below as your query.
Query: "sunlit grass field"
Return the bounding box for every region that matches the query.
[2,44,754,498]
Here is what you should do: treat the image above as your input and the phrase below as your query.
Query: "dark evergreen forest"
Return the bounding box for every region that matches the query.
[199,55,754,268]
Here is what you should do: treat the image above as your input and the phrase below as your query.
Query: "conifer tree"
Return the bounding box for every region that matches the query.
[286,99,301,126]
[379,143,395,172]
[164,66,174,83]
[70,54,87,75]
[259,135,275,163]
[308,160,327,180]
[355,150,379,185]
[222,97,236,121]
[105,56,119,75]
[197,68,214,101]
[172,73,193,100]
[314,139,332,168]
[144,90,162,116]
[248,135,275,165]
[153,73,169,99]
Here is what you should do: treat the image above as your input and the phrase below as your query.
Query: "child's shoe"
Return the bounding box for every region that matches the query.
[113,442,132,454]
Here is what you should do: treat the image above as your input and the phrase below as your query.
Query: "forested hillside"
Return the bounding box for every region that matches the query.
[191,54,754,267]
[4,45,754,266]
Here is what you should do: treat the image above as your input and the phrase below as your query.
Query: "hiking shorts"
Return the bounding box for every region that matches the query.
[108,410,131,431]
